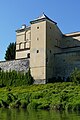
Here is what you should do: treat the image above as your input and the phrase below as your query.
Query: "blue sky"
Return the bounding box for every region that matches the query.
[0,0,80,60]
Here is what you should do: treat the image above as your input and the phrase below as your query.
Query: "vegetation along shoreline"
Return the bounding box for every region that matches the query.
[0,68,80,111]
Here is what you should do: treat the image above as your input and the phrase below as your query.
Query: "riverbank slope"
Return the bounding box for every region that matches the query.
[0,82,80,111]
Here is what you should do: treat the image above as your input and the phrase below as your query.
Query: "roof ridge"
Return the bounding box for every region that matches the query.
[30,13,57,24]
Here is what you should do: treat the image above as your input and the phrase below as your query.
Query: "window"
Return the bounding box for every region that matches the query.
[46,58,48,63]
[37,50,39,53]
[50,27,51,29]
[24,42,26,49]
[37,26,39,29]
[27,53,30,58]
[19,43,21,50]
[50,50,51,53]
[37,38,39,40]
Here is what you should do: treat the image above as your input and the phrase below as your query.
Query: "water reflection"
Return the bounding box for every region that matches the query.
[0,108,80,120]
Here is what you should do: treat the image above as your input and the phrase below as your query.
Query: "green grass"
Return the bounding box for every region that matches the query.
[0,82,80,111]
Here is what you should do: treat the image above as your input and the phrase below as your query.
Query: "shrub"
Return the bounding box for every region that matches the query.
[1,100,9,108]
[0,69,34,87]
[31,92,43,99]
[27,102,40,109]
[37,103,49,109]
[5,42,16,60]
[70,68,80,84]
[21,100,28,108]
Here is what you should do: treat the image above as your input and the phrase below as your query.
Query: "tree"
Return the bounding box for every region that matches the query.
[70,68,80,84]
[5,42,16,60]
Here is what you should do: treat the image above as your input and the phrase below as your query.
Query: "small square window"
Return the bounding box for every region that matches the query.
[37,38,39,40]
[27,53,30,58]
[46,58,48,63]
[37,26,39,29]
[37,50,39,53]
[50,50,51,53]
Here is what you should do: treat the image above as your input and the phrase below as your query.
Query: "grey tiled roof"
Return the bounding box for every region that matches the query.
[30,13,57,24]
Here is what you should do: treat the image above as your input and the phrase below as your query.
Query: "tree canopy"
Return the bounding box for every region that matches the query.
[5,42,16,60]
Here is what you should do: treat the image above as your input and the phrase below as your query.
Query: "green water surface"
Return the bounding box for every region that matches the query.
[0,109,80,120]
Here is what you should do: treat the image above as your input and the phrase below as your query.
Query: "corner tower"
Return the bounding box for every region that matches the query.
[30,14,47,84]
[30,14,62,84]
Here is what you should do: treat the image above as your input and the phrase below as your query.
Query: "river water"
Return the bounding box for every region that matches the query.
[0,108,80,120]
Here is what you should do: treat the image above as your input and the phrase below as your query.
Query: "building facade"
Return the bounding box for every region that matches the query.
[16,14,80,84]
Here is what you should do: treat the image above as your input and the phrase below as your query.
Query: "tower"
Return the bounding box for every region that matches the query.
[30,14,62,84]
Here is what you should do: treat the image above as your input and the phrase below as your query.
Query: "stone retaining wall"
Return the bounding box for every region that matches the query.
[0,58,29,72]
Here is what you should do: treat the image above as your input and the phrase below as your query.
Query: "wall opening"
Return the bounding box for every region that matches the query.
[27,53,30,58]
[37,50,39,53]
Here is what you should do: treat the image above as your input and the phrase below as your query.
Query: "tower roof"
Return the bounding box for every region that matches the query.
[16,25,30,33]
[30,13,57,24]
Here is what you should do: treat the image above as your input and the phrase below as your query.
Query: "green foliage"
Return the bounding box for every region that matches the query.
[27,102,40,109]
[25,69,34,85]
[5,42,16,60]
[0,82,80,111]
[21,100,28,108]
[0,69,34,87]
[70,68,80,84]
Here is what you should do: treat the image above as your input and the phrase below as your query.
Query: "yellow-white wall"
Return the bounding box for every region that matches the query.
[16,29,31,59]
[16,50,30,59]
[30,21,46,81]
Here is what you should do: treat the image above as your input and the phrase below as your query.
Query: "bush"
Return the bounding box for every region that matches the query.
[0,82,80,111]
[10,100,21,108]
[27,102,40,109]
[21,100,28,108]
[70,68,80,84]
[0,69,34,87]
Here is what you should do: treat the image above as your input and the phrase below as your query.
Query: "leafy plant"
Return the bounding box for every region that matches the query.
[0,69,34,87]
[70,68,80,84]
[5,42,16,60]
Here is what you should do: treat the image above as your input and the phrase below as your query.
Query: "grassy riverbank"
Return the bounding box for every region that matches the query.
[0,82,80,111]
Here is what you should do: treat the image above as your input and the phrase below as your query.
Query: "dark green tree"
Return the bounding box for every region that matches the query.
[5,42,16,60]
[70,68,80,84]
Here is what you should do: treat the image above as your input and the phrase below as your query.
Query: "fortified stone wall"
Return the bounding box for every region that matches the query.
[54,51,80,79]
[61,34,80,49]
[0,58,29,72]
[46,20,62,80]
